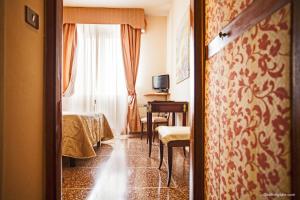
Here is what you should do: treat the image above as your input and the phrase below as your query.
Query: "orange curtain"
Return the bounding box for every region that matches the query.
[121,24,142,133]
[63,23,77,94]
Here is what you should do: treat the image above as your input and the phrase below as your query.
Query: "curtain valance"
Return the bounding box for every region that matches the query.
[63,7,146,30]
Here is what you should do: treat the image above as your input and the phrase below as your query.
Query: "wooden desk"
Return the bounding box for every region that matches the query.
[147,101,188,157]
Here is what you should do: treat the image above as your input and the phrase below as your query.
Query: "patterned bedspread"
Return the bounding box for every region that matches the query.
[62,113,114,159]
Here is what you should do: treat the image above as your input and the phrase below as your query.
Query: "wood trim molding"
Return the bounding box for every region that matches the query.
[206,0,290,58]
[291,0,300,199]
[0,0,4,198]
[190,0,205,199]
[45,0,63,199]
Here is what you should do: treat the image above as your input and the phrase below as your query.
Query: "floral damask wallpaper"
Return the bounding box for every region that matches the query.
[205,0,254,45]
[204,2,291,200]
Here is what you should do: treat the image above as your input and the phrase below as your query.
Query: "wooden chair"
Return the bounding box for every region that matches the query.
[140,113,170,142]
[156,126,190,186]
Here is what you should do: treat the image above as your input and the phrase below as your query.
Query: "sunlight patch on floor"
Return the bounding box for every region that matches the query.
[87,139,128,200]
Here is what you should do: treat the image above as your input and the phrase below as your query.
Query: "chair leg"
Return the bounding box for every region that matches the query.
[167,145,173,187]
[159,140,164,170]
[183,147,186,157]
[141,123,144,140]
[146,125,149,144]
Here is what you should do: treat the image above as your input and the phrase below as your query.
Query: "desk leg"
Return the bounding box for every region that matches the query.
[183,112,187,126]
[172,112,175,126]
[147,112,152,157]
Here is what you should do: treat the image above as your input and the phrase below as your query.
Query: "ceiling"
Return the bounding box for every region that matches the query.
[63,0,173,16]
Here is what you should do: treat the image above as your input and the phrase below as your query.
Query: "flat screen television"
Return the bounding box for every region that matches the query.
[152,74,169,92]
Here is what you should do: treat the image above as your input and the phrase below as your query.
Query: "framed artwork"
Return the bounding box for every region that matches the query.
[176,9,190,84]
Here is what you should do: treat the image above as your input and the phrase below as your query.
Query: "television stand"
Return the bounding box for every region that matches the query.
[144,92,170,97]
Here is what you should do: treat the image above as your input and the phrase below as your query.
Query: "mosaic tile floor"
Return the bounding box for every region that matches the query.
[62,136,190,200]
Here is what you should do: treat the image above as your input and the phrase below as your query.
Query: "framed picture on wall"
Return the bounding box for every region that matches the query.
[176,9,190,84]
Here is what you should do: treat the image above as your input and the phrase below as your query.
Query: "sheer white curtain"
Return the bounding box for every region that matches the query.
[63,24,128,136]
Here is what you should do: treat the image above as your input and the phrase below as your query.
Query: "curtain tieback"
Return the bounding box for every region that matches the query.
[128,91,136,97]
[128,91,136,105]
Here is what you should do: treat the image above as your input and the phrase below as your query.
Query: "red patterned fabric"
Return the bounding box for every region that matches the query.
[205,3,291,200]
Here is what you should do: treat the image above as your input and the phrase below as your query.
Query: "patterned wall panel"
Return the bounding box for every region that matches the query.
[205,0,254,45]
[204,3,291,200]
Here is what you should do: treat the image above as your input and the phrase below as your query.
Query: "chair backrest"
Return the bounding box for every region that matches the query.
[139,104,171,120]
[139,104,163,118]
[138,104,147,118]
[157,112,170,120]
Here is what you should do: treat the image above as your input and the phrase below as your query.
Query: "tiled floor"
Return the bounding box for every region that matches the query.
[62,136,190,200]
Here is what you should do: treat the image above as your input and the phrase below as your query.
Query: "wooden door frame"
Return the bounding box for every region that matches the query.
[45,0,63,199]
[190,0,205,199]
[291,0,300,199]
[45,0,300,199]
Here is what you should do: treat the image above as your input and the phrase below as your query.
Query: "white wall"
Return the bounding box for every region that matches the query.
[166,0,192,124]
[136,16,167,116]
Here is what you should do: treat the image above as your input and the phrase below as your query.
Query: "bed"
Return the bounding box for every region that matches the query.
[62,112,114,159]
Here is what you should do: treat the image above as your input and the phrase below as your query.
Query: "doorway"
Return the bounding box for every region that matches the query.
[45,0,205,199]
